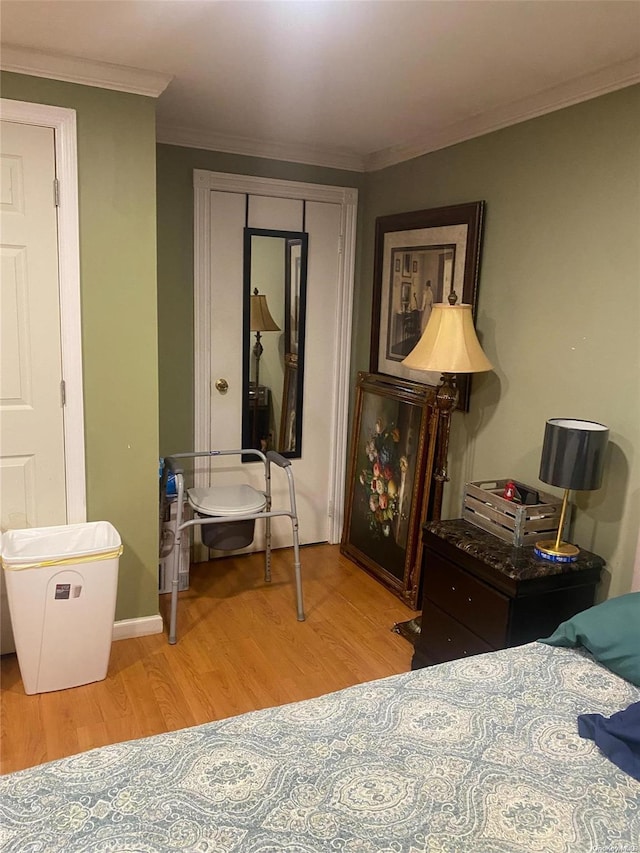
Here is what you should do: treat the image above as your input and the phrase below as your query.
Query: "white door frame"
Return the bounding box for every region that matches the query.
[1,98,86,523]
[193,169,357,543]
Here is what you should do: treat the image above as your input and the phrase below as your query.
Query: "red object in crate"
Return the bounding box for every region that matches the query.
[502,481,517,501]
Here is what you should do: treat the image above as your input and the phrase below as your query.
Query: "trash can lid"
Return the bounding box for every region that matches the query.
[1,521,122,569]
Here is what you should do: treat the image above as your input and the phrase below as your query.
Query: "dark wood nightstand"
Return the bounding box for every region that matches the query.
[412,518,604,670]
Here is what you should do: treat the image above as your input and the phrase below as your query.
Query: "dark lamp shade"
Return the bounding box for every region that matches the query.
[539,418,609,492]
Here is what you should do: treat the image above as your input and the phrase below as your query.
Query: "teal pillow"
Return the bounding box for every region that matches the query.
[540,592,640,686]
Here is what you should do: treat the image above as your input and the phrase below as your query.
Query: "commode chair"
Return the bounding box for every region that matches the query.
[161,449,304,644]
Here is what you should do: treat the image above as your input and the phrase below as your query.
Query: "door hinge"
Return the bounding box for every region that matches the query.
[328,500,334,518]
[54,178,60,207]
[338,234,344,255]
[60,380,66,407]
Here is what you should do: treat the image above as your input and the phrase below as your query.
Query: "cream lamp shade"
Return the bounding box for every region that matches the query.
[249,290,280,449]
[402,303,492,374]
[401,301,492,523]
[250,292,280,332]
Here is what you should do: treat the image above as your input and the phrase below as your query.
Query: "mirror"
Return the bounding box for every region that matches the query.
[242,228,308,458]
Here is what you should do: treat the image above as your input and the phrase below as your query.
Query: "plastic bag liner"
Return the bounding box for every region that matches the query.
[1,521,122,571]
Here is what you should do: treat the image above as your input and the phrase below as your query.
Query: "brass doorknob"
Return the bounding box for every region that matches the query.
[215,378,229,394]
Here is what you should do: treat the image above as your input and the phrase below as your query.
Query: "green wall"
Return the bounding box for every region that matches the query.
[359,85,640,597]
[13,69,632,622]
[157,87,638,599]
[156,143,365,456]
[1,73,160,621]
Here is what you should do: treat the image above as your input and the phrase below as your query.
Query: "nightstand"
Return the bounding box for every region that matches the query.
[412,518,604,670]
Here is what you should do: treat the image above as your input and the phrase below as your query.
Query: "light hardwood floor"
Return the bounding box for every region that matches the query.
[0,544,415,775]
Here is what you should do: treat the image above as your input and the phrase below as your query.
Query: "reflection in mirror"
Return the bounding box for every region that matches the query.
[242,228,308,459]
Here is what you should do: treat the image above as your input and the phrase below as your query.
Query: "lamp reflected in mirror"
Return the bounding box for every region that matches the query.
[250,288,280,449]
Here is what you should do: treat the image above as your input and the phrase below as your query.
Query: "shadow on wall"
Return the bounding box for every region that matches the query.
[579,441,628,525]
[447,311,502,510]
[462,310,501,437]
[575,440,633,598]
[574,441,628,534]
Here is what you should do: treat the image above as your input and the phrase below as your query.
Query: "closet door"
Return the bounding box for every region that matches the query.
[205,191,342,549]
[194,170,357,554]
[1,121,66,654]
[1,121,67,529]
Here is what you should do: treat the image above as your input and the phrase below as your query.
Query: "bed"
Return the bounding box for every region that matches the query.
[1,610,639,852]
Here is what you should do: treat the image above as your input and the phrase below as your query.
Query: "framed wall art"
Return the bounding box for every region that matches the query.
[369,201,485,411]
[284,237,303,358]
[278,356,298,454]
[341,372,438,609]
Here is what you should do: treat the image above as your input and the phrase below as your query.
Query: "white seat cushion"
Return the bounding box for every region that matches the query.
[187,484,266,517]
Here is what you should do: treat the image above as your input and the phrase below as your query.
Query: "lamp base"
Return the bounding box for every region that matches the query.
[534,539,580,563]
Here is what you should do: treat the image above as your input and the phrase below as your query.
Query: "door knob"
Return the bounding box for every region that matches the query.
[215,378,229,394]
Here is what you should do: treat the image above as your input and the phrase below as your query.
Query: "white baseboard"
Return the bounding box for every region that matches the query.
[112,614,164,642]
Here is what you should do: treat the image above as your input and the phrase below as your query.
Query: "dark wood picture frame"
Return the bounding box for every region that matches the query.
[369,201,485,412]
[341,372,439,609]
[276,234,307,458]
[284,237,303,359]
[278,356,298,454]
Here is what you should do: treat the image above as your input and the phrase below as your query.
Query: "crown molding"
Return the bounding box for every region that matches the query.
[157,122,366,172]
[365,56,640,172]
[4,43,636,171]
[0,44,172,97]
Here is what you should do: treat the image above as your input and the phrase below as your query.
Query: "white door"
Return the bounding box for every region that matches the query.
[194,172,358,553]
[1,120,66,528]
[1,120,67,652]
[208,193,342,548]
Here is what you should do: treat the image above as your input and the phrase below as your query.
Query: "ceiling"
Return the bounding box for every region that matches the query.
[2,1,639,171]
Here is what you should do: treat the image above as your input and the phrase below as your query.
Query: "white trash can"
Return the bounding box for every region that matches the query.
[1,522,122,695]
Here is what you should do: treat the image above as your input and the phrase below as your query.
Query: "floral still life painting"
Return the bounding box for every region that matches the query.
[342,373,437,608]
[360,420,410,550]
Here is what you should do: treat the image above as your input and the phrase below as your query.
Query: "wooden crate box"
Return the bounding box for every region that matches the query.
[462,480,566,547]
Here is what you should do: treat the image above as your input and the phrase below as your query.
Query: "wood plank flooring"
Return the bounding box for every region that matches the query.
[0,544,415,775]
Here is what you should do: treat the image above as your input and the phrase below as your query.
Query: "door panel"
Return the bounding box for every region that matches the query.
[294,200,341,543]
[206,192,284,551]
[209,189,245,454]
[0,121,66,529]
[1,120,67,654]
[248,195,302,231]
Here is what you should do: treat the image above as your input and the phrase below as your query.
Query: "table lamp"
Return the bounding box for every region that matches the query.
[250,288,280,446]
[402,295,493,519]
[535,418,609,562]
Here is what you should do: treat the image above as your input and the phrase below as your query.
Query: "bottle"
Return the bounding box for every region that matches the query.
[159,458,177,497]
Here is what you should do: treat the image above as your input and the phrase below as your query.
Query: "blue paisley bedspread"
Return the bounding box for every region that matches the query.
[1,642,638,852]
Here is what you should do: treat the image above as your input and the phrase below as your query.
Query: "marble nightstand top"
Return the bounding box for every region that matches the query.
[425,518,605,582]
